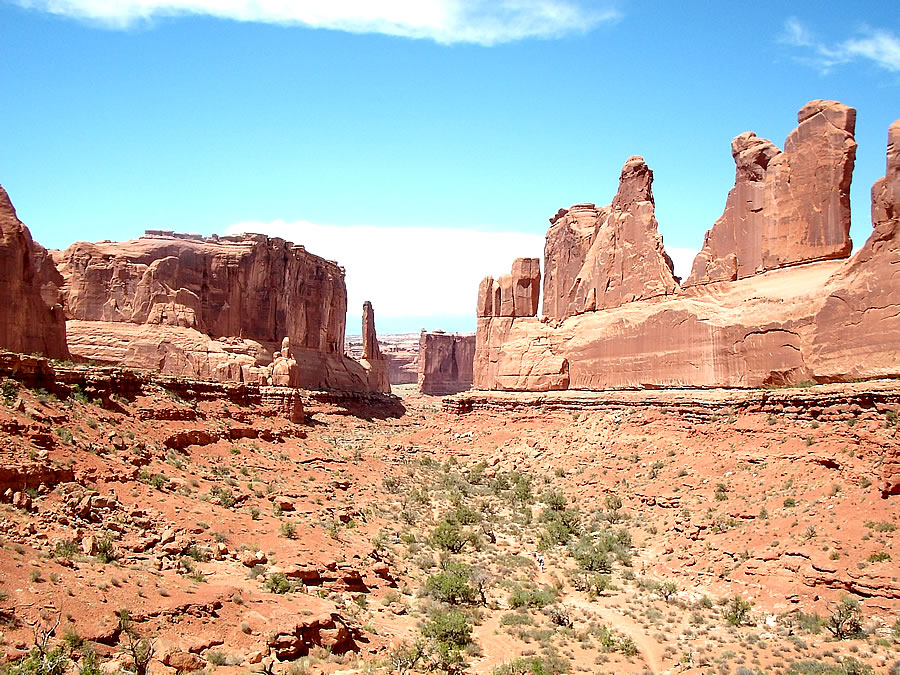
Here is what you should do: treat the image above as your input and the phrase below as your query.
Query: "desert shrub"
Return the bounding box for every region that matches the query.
[279,521,297,539]
[264,572,293,594]
[508,584,557,609]
[2,379,18,404]
[867,551,891,563]
[421,610,472,649]
[209,485,236,508]
[430,520,476,553]
[8,647,70,675]
[96,536,118,564]
[425,563,477,605]
[493,654,570,675]
[826,595,863,640]
[723,595,753,626]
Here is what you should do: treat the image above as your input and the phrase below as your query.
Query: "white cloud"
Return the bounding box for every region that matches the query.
[667,247,697,283]
[225,219,697,331]
[225,220,545,321]
[781,18,900,73]
[15,0,620,45]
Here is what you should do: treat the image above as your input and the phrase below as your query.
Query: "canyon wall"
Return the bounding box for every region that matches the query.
[0,186,68,359]
[417,330,476,395]
[55,231,376,391]
[474,103,900,392]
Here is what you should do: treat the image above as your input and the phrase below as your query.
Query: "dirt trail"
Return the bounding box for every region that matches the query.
[532,567,665,675]
[566,596,665,674]
[472,612,518,672]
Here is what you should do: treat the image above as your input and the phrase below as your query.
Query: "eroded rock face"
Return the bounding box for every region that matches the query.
[542,203,606,320]
[358,301,390,394]
[58,232,346,353]
[687,100,857,285]
[0,187,69,359]
[542,157,677,321]
[477,258,540,319]
[56,232,375,391]
[417,330,475,395]
[473,117,900,393]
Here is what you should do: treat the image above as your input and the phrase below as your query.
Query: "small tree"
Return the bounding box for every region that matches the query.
[826,595,863,640]
[723,595,752,626]
[658,581,678,604]
[425,563,477,605]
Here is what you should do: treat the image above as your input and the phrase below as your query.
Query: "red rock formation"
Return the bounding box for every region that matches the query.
[541,203,606,320]
[473,112,900,394]
[0,186,68,359]
[417,330,475,395]
[361,301,382,361]
[566,156,677,316]
[358,301,390,394]
[56,232,375,391]
[477,258,541,319]
[687,100,857,285]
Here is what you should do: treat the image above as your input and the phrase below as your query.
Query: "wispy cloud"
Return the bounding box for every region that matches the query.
[781,18,900,73]
[14,0,620,45]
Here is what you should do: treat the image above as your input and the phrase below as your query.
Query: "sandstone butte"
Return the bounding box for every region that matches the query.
[475,102,900,393]
[0,208,389,392]
[417,330,476,395]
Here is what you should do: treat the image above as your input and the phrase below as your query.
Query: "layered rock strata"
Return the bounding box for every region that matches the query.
[55,232,374,391]
[0,186,68,359]
[474,106,899,395]
[687,100,857,285]
[417,330,476,395]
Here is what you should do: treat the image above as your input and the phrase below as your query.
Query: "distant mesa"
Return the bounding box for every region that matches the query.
[418,330,476,396]
[474,101,900,392]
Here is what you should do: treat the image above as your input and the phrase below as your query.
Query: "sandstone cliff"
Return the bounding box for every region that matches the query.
[55,231,374,391]
[0,186,68,359]
[417,330,475,395]
[474,105,899,395]
[687,100,857,285]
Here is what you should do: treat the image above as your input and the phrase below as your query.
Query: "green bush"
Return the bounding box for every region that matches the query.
[8,647,70,675]
[723,595,753,626]
[421,610,472,649]
[493,654,570,675]
[508,584,557,609]
[826,595,862,640]
[264,572,293,594]
[425,563,477,605]
[430,520,475,553]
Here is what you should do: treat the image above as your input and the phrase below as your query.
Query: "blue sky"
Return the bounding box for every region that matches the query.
[1,1,898,334]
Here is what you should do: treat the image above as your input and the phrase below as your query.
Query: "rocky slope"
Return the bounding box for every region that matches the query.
[0,357,897,674]
[474,104,900,392]
[0,186,68,359]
